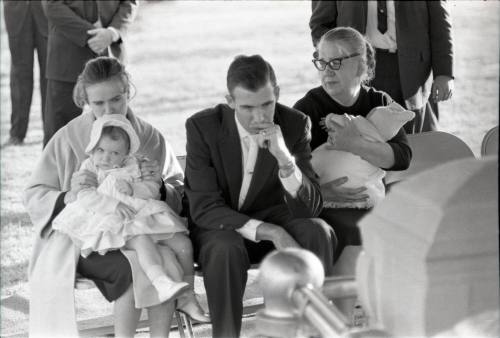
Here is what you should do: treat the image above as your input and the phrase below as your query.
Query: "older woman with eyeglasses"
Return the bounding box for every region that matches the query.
[293,27,412,266]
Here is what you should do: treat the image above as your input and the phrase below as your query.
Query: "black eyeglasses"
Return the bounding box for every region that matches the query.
[312,53,360,71]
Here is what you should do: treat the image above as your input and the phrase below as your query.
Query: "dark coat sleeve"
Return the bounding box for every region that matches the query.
[310,0,337,46]
[428,0,454,78]
[284,115,324,218]
[387,129,412,171]
[45,0,95,47]
[184,117,251,231]
[104,1,138,39]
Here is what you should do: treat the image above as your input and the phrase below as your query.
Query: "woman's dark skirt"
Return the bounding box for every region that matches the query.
[77,250,133,302]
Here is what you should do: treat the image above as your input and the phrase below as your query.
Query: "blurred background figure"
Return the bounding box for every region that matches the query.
[310,0,454,134]
[3,0,47,146]
[42,0,138,147]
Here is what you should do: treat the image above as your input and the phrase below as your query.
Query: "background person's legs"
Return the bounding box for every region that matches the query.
[6,12,34,144]
[372,50,437,133]
[34,14,47,128]
[43,79,81,146]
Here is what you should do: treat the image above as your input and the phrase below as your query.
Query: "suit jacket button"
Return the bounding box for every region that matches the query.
[219,224,224,229]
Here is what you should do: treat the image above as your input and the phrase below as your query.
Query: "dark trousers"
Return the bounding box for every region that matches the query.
[192,218,335,338]
[372,50,437,134]
[43,79,82,147]
[77,250,133,302]
[319,208,368,261]
[7,6,47,141]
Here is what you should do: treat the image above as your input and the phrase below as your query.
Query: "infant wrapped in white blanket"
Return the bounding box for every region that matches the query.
[311,102,414,209]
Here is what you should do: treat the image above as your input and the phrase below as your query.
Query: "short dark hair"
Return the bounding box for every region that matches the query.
[100,126,130,152]
[226,55,278,94]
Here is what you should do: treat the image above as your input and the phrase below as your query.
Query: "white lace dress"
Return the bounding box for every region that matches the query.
[52,157,187,257]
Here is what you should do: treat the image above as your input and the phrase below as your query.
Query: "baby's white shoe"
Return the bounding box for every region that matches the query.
[152,276,189,303]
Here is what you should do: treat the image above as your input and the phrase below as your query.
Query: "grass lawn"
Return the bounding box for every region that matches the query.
[0,1,498,291]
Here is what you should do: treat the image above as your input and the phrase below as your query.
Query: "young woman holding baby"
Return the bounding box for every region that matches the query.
[26,57,208,338]
[293,27,412,264]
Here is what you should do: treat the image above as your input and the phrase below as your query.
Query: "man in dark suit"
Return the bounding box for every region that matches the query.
[3,0,47,146]
[184,55,336,338]
[42,0,137,146]
[310,0,454,133]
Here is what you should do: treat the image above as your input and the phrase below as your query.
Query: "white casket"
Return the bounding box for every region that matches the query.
[356,156,499,336]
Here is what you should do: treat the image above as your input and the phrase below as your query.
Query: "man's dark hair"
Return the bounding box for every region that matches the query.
[226,54,278,95]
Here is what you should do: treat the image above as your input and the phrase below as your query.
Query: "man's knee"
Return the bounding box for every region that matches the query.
[198,231,249,271]
[312,217,339,253]
[292,218,335,240]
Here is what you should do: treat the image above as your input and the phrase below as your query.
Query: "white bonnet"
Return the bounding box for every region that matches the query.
[85,114,140,155]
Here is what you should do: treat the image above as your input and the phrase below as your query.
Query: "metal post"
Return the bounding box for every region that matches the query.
[256,249,390,338]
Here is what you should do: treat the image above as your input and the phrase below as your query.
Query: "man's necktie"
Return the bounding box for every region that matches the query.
[239,135,259,209]
[377,0,388,34]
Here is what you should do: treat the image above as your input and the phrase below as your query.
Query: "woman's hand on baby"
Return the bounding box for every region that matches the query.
[138,157,162,182]
[115,179,133,196]
[321,177,369,203]
[71,169,98,190]
[116,202,136,220]
[65,170,98,203]
[325,114,363,153]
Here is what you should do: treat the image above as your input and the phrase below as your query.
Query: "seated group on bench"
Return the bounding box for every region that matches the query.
[26,27,418,338]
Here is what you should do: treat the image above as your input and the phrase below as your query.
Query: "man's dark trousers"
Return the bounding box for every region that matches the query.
[43,79,82,147]
[192,217,336,338]
[6,1,47,142]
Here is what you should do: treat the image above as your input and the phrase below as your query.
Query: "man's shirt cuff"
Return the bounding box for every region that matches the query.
[280,167,302,198]
[235,219,262,242]
[107,27,120,42]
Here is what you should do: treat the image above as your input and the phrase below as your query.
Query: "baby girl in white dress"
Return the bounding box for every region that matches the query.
[53,114,209,321]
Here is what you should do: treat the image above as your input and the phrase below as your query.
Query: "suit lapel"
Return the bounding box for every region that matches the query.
[218,106,243,209]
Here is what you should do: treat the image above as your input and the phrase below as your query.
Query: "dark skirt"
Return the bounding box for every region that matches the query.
[319,207,369,261]
[76,250,132,302]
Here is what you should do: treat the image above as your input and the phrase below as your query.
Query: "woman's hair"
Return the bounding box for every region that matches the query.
[318,27,376,84]
[226,54,278,95]
[99,126,131,153]
[73,56,133,108]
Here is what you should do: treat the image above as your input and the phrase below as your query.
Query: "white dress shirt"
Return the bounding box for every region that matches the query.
[366,0,397,52]
[234,115,302,242]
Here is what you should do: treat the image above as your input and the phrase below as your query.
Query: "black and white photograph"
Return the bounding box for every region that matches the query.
[0,1,498,337]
